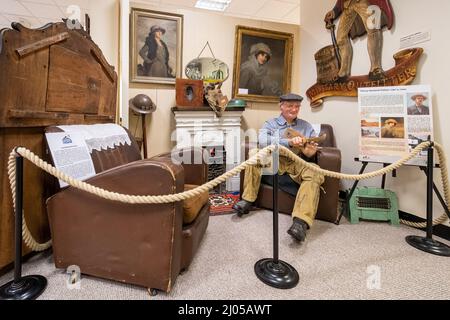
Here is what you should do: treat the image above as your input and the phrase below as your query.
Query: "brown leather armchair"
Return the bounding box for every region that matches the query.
[240,124,342,224]
[44,126,210,293]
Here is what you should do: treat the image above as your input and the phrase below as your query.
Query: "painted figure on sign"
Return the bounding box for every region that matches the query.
[324,0,394,81]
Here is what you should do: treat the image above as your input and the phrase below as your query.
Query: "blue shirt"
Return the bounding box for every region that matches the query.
[258,114,317,148]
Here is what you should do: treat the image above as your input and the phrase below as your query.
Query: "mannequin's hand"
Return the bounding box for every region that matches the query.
[302,142,319,158]
[289,136,306,148]
[324,10,335,27]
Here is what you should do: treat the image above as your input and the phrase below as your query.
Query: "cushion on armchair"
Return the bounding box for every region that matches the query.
[183,184,209,224]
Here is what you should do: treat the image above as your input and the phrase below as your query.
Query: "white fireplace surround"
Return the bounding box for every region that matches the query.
[173,109,244,191]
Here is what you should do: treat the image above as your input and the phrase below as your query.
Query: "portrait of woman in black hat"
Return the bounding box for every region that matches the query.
[131,9,183,84]
[139,25,173,78]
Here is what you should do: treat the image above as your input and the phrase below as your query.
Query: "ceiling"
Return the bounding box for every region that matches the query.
[0,0,300,30]
[157,0,301,25]
[0,0,89,29]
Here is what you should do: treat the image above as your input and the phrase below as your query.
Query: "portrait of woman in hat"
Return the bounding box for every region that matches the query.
[233,26,294,102]
[239,42,272,95]
[407,93,430,115]
[139,25,173,78]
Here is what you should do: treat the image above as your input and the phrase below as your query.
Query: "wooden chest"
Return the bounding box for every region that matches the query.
[0,22,118,271]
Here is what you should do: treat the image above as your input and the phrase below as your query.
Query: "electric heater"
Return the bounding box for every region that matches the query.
[348,187,399,225]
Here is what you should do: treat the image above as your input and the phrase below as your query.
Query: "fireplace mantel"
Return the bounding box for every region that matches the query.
[172,106,245,191]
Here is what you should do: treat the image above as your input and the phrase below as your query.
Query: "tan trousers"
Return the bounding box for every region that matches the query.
[242,150,325,228]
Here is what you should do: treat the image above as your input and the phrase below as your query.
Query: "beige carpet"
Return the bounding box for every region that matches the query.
[1,210,449,300]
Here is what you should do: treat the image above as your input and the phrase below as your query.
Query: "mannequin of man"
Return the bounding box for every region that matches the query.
[233,93,325,243]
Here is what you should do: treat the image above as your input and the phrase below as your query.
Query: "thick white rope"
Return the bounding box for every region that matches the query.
[277,142,449,228]
[8,141,449,251]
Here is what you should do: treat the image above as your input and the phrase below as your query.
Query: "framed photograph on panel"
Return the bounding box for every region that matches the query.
[130,8,183,84]
[232,25,293,103]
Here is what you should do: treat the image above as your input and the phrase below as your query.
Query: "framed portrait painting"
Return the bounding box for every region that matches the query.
[232,25,293,103]
[130,8,183,84]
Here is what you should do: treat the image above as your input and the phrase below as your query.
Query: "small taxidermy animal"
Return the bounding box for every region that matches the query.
[284,128,327,155]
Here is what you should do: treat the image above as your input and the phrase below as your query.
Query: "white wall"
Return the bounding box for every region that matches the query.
[88,0,119,69]
[128,1,300,159]
[87,0,120,122]
[89,0,450,226]
[300,0,450,226]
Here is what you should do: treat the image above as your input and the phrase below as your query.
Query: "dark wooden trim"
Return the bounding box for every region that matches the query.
[398,211,450,241]
[90,48,115,82]
[8,109,69,120]
[338,192,449,240]
[171,106,245,112]
[15,32,69,57]
[84,114,115,122]
[0,251,40,277]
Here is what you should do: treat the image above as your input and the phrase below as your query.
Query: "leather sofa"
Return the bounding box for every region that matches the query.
[240,124,342,224]
[45,126,210,293]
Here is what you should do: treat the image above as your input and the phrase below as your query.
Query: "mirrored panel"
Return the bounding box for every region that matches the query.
[185,57,229,83]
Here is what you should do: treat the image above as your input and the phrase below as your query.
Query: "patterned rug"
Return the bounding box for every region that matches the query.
[209,192,240,216]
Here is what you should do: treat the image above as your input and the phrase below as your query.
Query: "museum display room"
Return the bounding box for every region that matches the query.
[0,0,449,302]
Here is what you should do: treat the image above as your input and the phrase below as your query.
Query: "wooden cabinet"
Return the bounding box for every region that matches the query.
[0,22,118,270]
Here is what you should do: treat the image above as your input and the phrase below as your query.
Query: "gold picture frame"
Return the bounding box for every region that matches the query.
[130,8,183,85]
[232,25,293,103]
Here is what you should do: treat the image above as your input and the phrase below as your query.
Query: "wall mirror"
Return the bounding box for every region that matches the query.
[185,57,229,83]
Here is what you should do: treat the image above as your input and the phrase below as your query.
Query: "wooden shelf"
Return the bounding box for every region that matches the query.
[171,106,245,112]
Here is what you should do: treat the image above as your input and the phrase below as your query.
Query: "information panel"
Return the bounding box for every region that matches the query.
[358,85,433,166]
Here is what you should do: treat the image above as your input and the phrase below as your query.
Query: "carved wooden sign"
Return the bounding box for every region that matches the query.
[307,0,423,108]
[307,48,423,107]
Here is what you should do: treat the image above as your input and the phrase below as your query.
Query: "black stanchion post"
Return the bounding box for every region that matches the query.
[254,146,299,289]
[273,174,279,264]
[426,142,434,240]
[405,140,450,256]
[0,149,47,300]
[336,160,368,225]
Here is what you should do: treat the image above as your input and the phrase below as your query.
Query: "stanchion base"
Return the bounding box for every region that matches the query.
[254,258,299,289]
[406,235,450,257]
[0,275,47,300]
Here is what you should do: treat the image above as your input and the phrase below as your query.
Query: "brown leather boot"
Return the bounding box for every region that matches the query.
[232,199,253,217]
[287,218,308,242]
